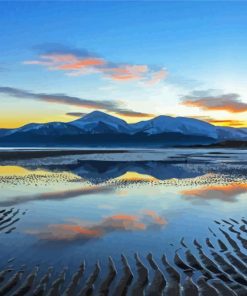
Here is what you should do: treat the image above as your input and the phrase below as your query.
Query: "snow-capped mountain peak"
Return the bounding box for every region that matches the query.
[131,115,218,138]
[0,111,247,146]
[70,110,131,134]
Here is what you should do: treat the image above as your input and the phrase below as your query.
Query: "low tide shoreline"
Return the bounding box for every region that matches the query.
[0,149,130,161]
[0,147,247,165]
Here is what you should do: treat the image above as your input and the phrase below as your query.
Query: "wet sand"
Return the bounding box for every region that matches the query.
[1,148,247,168]
[0,150,246,295]
[0,211,246,295]
[0,149,129,161]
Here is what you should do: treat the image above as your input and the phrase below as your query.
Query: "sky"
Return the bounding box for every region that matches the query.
[1,1,247,128]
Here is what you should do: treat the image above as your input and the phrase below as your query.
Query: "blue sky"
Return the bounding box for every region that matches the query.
[1,1,247,128]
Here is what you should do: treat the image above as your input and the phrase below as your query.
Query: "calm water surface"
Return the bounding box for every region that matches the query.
[0,150,246,285]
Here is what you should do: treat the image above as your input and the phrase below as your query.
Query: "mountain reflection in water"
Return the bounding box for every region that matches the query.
[0,161,209,184]
[0,156,246,294]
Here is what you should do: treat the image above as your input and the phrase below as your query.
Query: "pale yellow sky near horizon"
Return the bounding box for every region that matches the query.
[1,105,246,129]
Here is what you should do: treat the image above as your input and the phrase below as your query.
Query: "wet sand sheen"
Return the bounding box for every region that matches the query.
[0,149,129,161]
[0,152,246,295]
[0,216,246,295]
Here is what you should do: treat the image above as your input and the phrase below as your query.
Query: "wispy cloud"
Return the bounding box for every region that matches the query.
[181,90,247,113]
[209,119,247,127]
[191,115,247,127]
[66,112,87,117]
[27,210,167,242]
[145,69,168,85]
[0,86,153,118]
[24,44,167,84]
[113,109,154,118]
[0,86,120,110]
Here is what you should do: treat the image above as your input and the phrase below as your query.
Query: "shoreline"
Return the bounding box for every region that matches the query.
[0,147,247,163]
[0,149,131,161]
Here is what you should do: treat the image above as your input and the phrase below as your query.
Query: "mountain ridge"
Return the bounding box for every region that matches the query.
[0,111,246,147]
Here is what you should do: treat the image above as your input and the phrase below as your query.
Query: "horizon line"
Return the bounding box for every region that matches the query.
[1,110,246,130]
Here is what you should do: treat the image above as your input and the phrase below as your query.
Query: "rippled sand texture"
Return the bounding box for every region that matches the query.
[0,216,246,295]
[0,207,26,234]
[0,149,246,295]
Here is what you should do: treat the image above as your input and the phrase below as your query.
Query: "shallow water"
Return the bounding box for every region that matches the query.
[0,149,246,294]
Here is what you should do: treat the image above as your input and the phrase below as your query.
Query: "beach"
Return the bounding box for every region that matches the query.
[0,148,246,294]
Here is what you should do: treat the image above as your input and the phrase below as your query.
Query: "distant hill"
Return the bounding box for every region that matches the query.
[0,111,246,147]
[189,140,247,149]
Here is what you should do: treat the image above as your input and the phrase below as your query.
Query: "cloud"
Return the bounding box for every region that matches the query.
[207,119,247,127]
[113,109,155,118]
[181,183,247,203]
[0,86,155,119]
[191,116,247,127]
[146,69,168,85]
[66,112,86,117]
[181,90,247,113]
[0,86,120,110]
[27,210,167,242]
[24,44,167,84]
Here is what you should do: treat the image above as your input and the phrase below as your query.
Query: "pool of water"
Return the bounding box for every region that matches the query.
[0,150,246,294]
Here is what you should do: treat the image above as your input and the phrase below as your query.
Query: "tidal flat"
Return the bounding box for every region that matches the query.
[0,148,246,295]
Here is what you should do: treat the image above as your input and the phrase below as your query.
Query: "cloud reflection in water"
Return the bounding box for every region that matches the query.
[181,183,247,203]
[0,185,114,207]
[27,210,167,243]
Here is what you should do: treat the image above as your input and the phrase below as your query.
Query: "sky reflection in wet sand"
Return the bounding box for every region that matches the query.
[0,161,246,273]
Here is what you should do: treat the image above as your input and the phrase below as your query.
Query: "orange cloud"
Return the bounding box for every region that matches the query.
[146,69,168,85]
[24,45,167,83]
[110,74,139,80]
[25,54,105,73]
[43,53,77,63]
[181,91,247,113]
[58,59,105,70]
[207,119,247,127]
[105,65,149,81]
[189,116,247,128]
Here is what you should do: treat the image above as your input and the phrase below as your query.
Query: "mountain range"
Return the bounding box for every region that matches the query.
[0,111,246,147]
